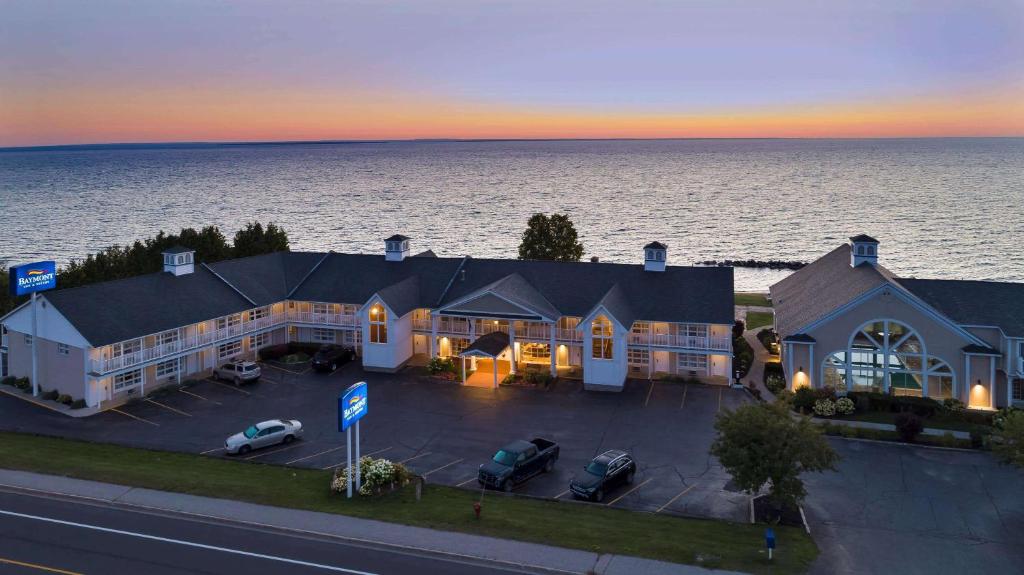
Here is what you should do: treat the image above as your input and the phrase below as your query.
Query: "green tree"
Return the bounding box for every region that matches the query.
[992,409,1024,467]
[517,213,584,262]
[711,401,838,510]
[233,222,290,258]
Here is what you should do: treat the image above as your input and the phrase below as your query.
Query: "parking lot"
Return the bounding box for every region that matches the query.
[0,360,754,520]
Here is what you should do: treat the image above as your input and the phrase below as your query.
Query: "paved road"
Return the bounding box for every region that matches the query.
[0,489,535,575]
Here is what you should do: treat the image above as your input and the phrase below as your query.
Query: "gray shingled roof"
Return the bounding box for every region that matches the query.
[44,266,254,346]
[208,251,327,306]
[899,279,1024,338]
[770,244,898,338]
[375,276,421,317]
[460,331,510,357]
[590,283,635,328]
[453,273,561,320]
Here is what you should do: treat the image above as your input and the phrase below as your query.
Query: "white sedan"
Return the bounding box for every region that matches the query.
[225,419,303,455]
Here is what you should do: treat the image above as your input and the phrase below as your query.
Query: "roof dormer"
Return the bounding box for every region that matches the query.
[643,241,667,272]
[849,234,879,267]
[385,234,410,262]
[162,246,195,276]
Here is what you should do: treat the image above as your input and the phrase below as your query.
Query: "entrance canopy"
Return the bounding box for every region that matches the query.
[459,331,510,359]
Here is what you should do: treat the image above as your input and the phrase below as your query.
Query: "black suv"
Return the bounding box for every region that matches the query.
[569,450,636,502]
[311,344,357,372]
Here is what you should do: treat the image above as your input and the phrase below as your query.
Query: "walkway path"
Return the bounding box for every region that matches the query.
[735,307,779,401]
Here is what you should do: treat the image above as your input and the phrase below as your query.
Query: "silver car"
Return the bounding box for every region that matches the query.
[213,360,261,385]
[225,419,303,455]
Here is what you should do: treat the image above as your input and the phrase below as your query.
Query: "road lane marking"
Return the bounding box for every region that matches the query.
[243,442,307,460]
[200,447,225,455]
[422,458,464,477]
[605,478,653,506]
[0,556,83,575]
[553,489,570,499]
[320,446,392,470]
[178,388,221,405]
[0,509,377,575]
[205,379,251,395]
[285,445,347,465]
[455,476,479,487]
[680,384,689,408]
[110,408,159,427]
[656,484,697,513]
[644,381,654,407]
[398,452,433,465]
[145,398,191,417]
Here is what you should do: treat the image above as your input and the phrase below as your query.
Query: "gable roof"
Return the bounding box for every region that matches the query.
[441,273,561,321]
[898,279,1024,338]
[207,251,326,306]
[460,331,510,357]
[44,266,255,347]
[587,283,635,328]
[770,244,898,338]
[644,241,667,250]
[849,234,879,243]
[374,275,421,317]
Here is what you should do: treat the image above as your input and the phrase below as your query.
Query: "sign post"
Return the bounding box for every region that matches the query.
[338,381,368,499]
[9,261,57,398]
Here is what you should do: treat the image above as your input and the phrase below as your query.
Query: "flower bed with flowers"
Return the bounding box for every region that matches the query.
[331,456,414,496]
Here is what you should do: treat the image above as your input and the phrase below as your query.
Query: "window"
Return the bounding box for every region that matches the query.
[110,339,140,358]
[218,340,242,359]
[369,304,388,344]
[252,332,270,349]
[631,322,650,335]
[24,334,32,345]
[157,330,179,346]
[521,343,550,361]
[591,315,613,360]
[217,314,242,331]
[821,319,955,399]
[312,328,334,343]
[312,303,332,316]
[57,343,69,355]
[1014,379,1024,402]
[114,369,142,391]
[677,353,707,370]
[627,348,649,365]
[249,307,268,321]
[681,324,708,339]
[156,359,179,377]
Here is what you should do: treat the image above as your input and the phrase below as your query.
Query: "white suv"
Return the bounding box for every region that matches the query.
[213,360,261,385]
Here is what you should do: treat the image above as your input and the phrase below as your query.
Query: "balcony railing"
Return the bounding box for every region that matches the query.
[628,333,731,351]
[288,310,358,327]
[412,318,431,331]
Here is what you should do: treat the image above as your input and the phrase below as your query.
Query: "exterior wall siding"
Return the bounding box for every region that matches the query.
[5,328,86,400]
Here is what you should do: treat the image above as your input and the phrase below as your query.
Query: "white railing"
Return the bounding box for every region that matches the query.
[477,322,509,336]
[628,333,731,351]
[288,310,358,327]
[555,328,582,342]
[412,318,431,331]
[436,319,471,335]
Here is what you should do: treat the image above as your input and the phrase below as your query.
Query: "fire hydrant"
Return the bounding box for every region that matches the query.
[473,501,481,519]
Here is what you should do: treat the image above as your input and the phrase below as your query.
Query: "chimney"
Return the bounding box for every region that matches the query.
[162,246,195,276]
[849,234,879,267]
[643,241,667,272]
[384,234,411,262]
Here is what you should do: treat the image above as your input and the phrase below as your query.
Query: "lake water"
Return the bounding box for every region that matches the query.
[1,138,1022,291]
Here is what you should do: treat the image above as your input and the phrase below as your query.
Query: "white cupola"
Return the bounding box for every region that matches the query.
[643,241,667,272]
[849,234,879,267]
[384,234,411,262]
[162,246,195,276]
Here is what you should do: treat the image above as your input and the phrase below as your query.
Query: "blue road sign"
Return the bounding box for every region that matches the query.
[9,261,57,296]
[765,527,776,549]
[339,381,368,431]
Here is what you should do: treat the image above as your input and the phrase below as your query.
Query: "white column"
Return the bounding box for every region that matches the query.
[965,355,972,405]
[461,357,466,385]
[990,356,997,409]
[549,325,556,377]
[429,315,438,357]
[30,292,38,397]
[1008,375,1014,408]
[493,358,498,389]
[508,321,516,375]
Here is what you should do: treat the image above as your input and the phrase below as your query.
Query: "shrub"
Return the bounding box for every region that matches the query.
[257,343,290,361]
[42,390,59,401]
[970,430,988,449]
[427,356,456,375]
[792,386,817,413]
[895,412,924,442]
[893,395,941,418]
[58,394,73,405]
[70,399,87,409]
[331,456,413,496]
[991,410,1024,466]
[15,377,31,391]
[756,329,778,353]
[835,397,855,415]
[839,425,857,438]
[763,362,786,395]
[854,394,871,413]
[939,432,958,448]
[942,398,965,413]
[732,320,745,339]
[1,376,15,386]
[813,398,836,417]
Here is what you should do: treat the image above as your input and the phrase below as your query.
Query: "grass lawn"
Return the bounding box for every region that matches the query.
[0,432,817,574]
[745,311,775,331]
[735,293,772,307]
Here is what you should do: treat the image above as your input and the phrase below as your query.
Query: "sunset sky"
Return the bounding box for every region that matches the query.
[2,0,1022,147]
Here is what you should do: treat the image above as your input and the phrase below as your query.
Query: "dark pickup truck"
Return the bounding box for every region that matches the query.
[478,438,559,491]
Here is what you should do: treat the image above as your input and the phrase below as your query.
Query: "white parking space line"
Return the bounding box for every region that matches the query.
[644,381,655,407]
[606,478,653,506]
[0,555,84,575]
[397,452,433,465]
[455,476,479,487]
[285,445,347,465]
[422,458,464,477]
[200,447,225,455]
[680,384,689,408]
[656,484,697,513]
[110,408,159,427]
[145,398,191,417]
[206,379,251,395]
[243,442,307,460]
[553,489,571,499]
[178,388,221,405]
[319,446,392,470]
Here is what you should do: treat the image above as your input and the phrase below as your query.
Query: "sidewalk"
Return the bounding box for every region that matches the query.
[0,468,744,575]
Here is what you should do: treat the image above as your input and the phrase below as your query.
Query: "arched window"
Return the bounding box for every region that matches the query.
[591,315,613,360]
[820,319,955,399]
[369,304,388,344]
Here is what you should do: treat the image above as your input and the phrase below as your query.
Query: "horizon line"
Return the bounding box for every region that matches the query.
[3,135,1023,153]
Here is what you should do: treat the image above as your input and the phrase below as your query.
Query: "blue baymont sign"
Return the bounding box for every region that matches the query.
[9,261,57,297]
[339,381,368,431]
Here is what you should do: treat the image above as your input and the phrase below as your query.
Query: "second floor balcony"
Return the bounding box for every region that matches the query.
[628,332,731,352]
